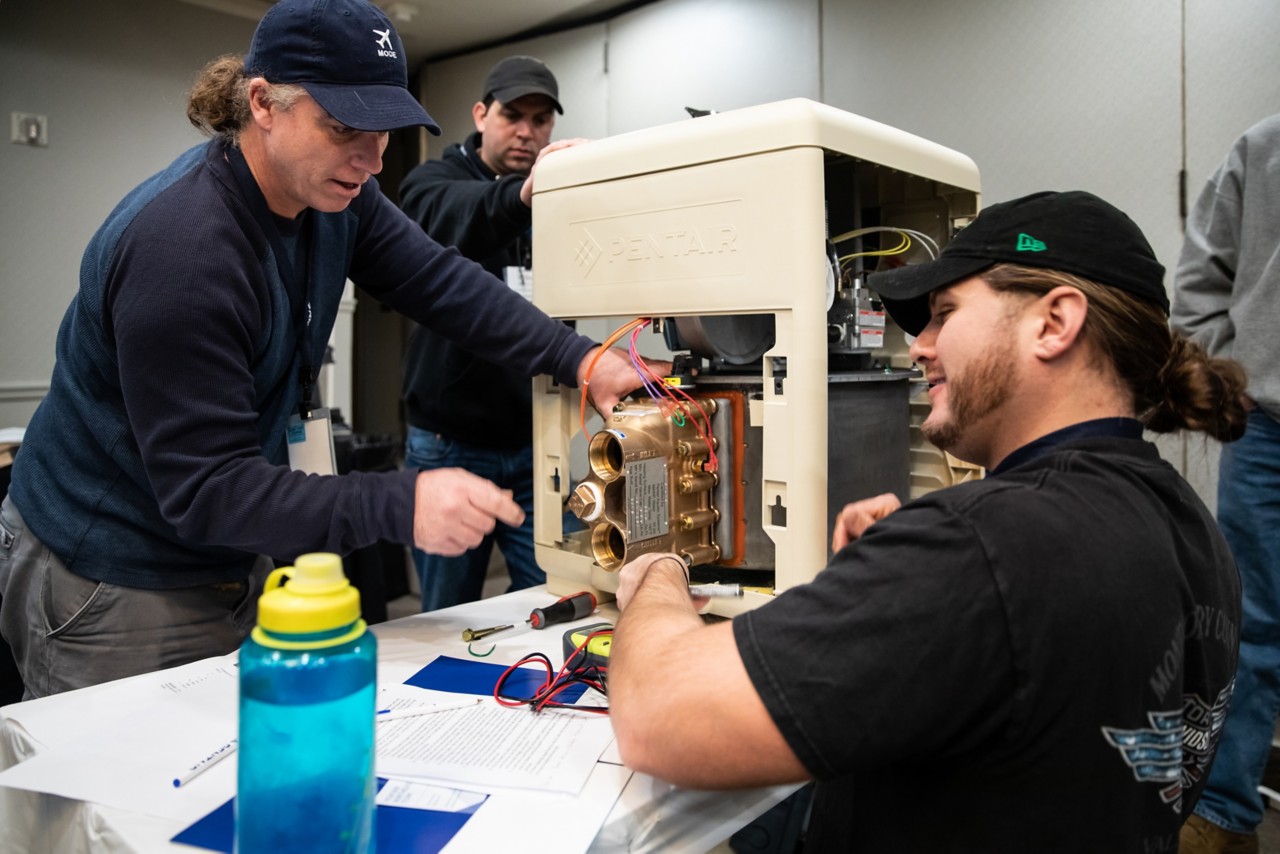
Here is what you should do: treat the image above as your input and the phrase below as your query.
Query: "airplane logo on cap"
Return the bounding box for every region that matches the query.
[374,28,397,58]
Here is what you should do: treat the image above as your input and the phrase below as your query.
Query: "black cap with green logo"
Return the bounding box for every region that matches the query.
[868,190,1168,336]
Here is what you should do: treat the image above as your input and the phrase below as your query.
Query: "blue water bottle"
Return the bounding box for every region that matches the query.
[236,553,377,853]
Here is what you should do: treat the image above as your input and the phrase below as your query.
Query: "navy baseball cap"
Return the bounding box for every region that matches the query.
[244,0,440,135]
[868,191,1168,335]
[483,56,563,114]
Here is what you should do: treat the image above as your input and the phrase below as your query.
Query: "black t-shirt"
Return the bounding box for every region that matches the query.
[735,431,1239,853]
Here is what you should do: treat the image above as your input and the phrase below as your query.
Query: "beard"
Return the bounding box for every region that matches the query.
[921,333,1018,458]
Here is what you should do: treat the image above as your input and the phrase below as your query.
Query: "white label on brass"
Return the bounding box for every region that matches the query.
[626,457,669,541]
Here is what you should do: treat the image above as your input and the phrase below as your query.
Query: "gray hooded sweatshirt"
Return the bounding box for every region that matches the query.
[1173,113,1280,420]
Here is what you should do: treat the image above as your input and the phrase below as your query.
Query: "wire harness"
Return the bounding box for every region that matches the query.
[579,318,719,473]
[492,628,613,714]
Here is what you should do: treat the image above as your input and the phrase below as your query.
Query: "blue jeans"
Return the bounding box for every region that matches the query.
[405,427,543,612]
[1195,408,1280,833]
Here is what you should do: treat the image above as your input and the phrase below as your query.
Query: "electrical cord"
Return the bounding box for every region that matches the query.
[831,225,940,260]
[579,318,648,439]
[838,231,912,267]
[492,629,613,714]
[626,323,719,473]
[831,226,939,288]
[579,317,719,473]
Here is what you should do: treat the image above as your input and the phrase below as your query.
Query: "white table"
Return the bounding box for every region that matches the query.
[0,586,798,853]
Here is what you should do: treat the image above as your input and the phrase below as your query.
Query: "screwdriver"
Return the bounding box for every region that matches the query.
[527,591,597,630]
[461,624,514,642]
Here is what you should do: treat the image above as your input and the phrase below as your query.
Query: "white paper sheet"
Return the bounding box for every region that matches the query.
[375,681,473,712]
[375,778,487,812]
[376,700,615,794]
[440,761,633,854]
[0,650,614,822]
[0,656,240,822]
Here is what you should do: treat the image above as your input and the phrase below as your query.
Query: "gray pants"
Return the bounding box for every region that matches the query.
[0,496,266,699]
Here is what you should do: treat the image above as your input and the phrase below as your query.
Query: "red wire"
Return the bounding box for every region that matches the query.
[492,631,614,713]
[492,655,553,708]
[577,316,721,475]
[625,327,720,473]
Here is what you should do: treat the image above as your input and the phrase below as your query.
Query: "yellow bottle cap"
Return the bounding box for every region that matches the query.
[253,553,363,644]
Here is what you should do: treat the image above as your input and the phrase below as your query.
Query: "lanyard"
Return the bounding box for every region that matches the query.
[225,145,317,418]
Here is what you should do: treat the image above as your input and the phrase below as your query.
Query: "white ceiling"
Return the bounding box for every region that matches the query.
[177,0,647,69]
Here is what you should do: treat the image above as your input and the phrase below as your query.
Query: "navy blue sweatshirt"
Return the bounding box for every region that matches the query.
[10,139,594,588]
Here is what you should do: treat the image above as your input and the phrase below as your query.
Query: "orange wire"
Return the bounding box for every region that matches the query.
[579,318,649,438]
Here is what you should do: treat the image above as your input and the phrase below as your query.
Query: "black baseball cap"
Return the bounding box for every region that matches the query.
[244,0,441,135]
[868,190,1168,335]
[483,56,563,114]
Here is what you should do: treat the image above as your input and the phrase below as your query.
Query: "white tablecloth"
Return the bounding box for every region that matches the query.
[0,586,799,853]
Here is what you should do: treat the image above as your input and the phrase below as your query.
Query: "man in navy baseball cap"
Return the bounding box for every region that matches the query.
[244,0,440,134]
[0,0,652,698]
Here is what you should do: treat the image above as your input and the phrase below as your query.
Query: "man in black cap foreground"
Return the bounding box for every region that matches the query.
[0,1,644,698]
[398,56,577,611]
[608,191,1247,852]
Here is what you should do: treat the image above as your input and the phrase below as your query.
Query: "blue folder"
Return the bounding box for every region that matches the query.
[171,779,483,853]
[405,654,585,703]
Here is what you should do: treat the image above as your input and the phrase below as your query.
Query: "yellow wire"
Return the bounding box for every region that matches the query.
[838,233,911,265]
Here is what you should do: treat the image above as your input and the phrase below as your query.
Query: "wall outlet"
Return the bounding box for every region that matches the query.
[10,112,48,147]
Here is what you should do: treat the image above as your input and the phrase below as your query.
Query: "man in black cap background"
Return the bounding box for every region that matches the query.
[398,56,574,611]
[605,191,1247,851]
[0,4,642,698]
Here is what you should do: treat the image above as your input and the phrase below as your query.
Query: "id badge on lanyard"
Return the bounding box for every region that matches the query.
[287,407,336,476]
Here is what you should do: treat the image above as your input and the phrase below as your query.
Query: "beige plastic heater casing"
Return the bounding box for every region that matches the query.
[530,98,980,616]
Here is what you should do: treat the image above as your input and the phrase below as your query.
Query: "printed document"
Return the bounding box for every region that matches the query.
[376,687,614,794]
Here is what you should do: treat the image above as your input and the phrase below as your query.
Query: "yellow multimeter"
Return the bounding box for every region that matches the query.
[563,622,613,670]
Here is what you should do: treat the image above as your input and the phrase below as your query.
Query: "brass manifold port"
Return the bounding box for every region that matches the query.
[678,507,719,531]
[569,398,721,572]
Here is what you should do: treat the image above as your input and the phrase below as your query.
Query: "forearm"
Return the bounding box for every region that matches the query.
[112,227,418,556]
[611,557,703,757]
[614,558,706,652]
[352,196,596,385]
[137,365,419,554]
[610,558,803,788]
